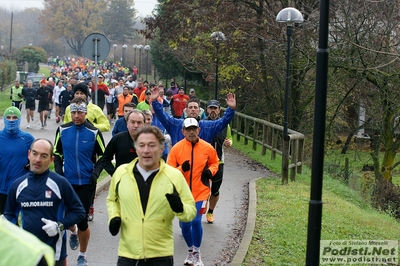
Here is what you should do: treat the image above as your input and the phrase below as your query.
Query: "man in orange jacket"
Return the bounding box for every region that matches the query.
[116,86,133,118]
[167,118,219,266]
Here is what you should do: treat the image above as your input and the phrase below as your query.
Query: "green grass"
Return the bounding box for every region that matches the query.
[232,138,400,265]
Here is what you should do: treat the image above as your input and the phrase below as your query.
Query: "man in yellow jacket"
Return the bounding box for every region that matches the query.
[167,118,220,266]
[106,126,196,265]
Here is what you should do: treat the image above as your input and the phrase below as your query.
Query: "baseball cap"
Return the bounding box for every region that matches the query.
[98,74,104,78]
[207,100,220,108]
[183,118,199,129]
[189,88,195,93]
[4,106,21,119]
[145,90,151,95]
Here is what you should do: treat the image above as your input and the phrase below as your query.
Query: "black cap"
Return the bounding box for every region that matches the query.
[207,100,220,108]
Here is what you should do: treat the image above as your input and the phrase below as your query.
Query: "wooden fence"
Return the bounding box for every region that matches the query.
[202,102,305,183]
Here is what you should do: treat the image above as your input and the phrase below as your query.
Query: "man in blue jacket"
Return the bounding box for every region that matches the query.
[53,97,106,266]
[150,87,236,146]
[4,138,86,266]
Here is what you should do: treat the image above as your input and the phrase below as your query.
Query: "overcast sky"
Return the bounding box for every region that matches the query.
[1,0,158,17]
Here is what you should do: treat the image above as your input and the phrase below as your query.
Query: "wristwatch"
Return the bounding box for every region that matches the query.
[57,222,65,231]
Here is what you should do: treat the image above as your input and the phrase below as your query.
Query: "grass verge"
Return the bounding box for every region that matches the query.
[232,138,400,265]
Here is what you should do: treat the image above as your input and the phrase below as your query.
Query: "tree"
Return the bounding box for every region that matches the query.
[14,46,47,72]
[327,0,400,187]
[101,0,137,43]
[39,0,108,56]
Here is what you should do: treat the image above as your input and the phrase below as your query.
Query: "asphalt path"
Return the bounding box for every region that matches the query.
[1,103,272,265]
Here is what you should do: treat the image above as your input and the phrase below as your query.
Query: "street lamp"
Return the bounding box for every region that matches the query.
[137,45,143,79]
[210,31,226,100]
[113,44,117,62]
[133,44,138,66]
[144,45,151,81]
[122,44,127,66]
[276,7,304,138]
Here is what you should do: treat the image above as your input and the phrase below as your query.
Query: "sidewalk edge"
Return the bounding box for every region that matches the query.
[230,177,260,266]
[96,175,111,195]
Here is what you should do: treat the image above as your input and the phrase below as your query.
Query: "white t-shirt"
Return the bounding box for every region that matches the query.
[53,85,66,104]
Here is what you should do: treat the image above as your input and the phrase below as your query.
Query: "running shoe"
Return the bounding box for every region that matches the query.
[184,251,194,265]
[26,124,30,129]
[206,213,214,223]
[76,255,88,266]
[88,205,94,221]
[31,116,34,121]
[69,234,79,250]
[192,252,204,266]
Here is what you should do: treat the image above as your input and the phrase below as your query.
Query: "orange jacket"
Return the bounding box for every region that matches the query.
[167,138,219,201]
[117,94,133,116]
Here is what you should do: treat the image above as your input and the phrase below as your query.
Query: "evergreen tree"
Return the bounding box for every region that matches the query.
[101,0,136,43]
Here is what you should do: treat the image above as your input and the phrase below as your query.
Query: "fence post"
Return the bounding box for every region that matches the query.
[282,139,289,184]
[236,115,241,142]
[244,118,249,145]
[253,122,259,151]
[262,124,267,155]
[290,139,298,181]
[272,128,278,160]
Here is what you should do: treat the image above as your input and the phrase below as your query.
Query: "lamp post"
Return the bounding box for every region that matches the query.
[122,44,127,66]
[113,44,117,62]
[144,45,151,81]
[210,31,226,100]
[276,7,304,138]
[276,7,303,184]
[137,45,143,79]
[133,44,138,66]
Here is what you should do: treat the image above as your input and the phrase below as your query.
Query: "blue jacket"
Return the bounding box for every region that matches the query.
[0,129,34,194]
[152,100,235,146]
[4,170,86,261]
[151,114,169,157]
[53,121,106,185]
[112,117,128,136]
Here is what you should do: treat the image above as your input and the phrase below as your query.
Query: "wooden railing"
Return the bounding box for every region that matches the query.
[202,102,305,183]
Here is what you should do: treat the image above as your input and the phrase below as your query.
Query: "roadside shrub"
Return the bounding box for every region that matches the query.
[372,180,400,219]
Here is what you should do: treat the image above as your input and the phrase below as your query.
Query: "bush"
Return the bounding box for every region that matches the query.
[0,60,17,91]
[372,179,400,219]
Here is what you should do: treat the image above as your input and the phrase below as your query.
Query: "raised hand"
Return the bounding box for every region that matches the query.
[225,93,236,109]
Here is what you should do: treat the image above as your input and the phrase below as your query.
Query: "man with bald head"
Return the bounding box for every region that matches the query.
[4,138,85,266]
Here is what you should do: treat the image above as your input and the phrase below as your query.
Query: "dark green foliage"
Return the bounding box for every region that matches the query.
[101,0,136,43]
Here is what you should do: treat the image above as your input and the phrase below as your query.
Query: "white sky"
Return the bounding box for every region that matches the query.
[1,0,158,17]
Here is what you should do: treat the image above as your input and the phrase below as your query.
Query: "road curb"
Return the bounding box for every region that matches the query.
[95,175,111,195]
[230,177,260,266]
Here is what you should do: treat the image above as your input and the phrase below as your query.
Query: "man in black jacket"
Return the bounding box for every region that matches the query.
[95,109,145,176]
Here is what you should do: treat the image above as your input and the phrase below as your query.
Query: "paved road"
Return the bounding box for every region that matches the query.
[1,104,272,265]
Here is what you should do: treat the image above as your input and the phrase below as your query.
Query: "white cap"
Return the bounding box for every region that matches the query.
[183,118,199,128]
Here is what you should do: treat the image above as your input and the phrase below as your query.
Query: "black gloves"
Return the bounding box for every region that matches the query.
[18,93,22,98]
[202,169,212,180]
[109,217,121,236]
[165,186,184,213]
[181,160,190,172]
[9,96,12,100]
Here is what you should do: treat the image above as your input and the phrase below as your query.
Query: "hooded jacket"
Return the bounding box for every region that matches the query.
[0,122,34,194]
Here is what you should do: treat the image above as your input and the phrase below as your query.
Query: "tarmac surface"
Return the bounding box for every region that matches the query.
[0,103,273,265]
